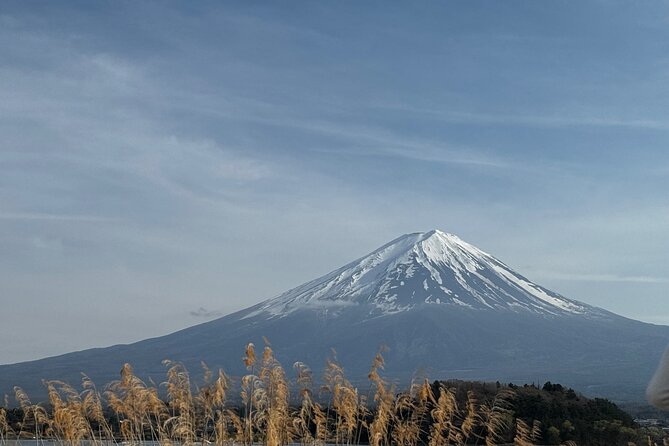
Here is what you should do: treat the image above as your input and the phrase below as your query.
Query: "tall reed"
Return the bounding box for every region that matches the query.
[293,362,315,445]
[0,406,10,444]
[242,342,257,446]
[367,349,394,446]
[259,345,291,446]
[163,360,196,445]
[2,344,562,446]
[480,388,515,446]
[44,380,89,446]
[428,384,459,446]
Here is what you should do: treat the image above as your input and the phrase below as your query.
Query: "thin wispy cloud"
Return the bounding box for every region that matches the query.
[189,307,223,318]
[358,144,512,169]
[313,144,513,170]
[533,272,669,284]
[377,104,669,131]
[0,213,117,222]
[290,120,515,169]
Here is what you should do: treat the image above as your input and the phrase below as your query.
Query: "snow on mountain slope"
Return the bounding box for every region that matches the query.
[246,230,604,319]
[0,229,665,402]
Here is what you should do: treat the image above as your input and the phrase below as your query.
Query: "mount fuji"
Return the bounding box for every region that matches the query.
[1,230,667,401]
[246,230,602,319]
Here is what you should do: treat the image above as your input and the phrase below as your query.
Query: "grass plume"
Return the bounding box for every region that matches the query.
[0,343,592,446]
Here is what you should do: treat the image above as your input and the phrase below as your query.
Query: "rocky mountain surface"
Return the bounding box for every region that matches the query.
[1,230,666,402]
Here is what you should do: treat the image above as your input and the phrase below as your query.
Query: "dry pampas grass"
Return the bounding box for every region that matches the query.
[0,343,557,446]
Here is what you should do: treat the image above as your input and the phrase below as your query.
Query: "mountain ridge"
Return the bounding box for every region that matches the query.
[0,229,666,402]
[245,229,607,320]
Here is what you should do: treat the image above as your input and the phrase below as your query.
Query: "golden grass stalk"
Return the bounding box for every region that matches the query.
[336,383,358,446]
[242,342,257,446]
[414,378,432,424]
[222,408,243,443]
[0,407,10,444]
[243,343,257,369]
[355,393,371,446]
[162,360,196,445]
[196,362,215,440]
[260,345,292,446]
[240,374,260,445]
[211,369,230,444]
[392,392,419,446]
[146,385,169,443]
[293,362,315,445]
[251,378,268,444]
[106,362,166,444]
[513,418,533,446]
[392,378,432,446]
[460,389,481,444]
[322,355,358,446]
[481,387,515,446]
[513,418,541,446]
[44,380,89,446]
[428,384,460,446]
[320,353,338,442]
[80,373,114,443]
[367,348,394,446]
[195,362,229,443]
[530,420,542,445]
[312,400,328,445]
[14,386,49,443]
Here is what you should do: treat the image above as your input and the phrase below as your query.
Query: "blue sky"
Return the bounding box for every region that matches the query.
[1,1,669,364]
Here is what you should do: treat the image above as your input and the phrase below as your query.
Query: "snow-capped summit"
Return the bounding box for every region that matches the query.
[247,230,601,319]
[1,229,666,403]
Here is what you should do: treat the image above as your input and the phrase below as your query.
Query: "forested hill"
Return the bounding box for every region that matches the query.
[434,380,662,446]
